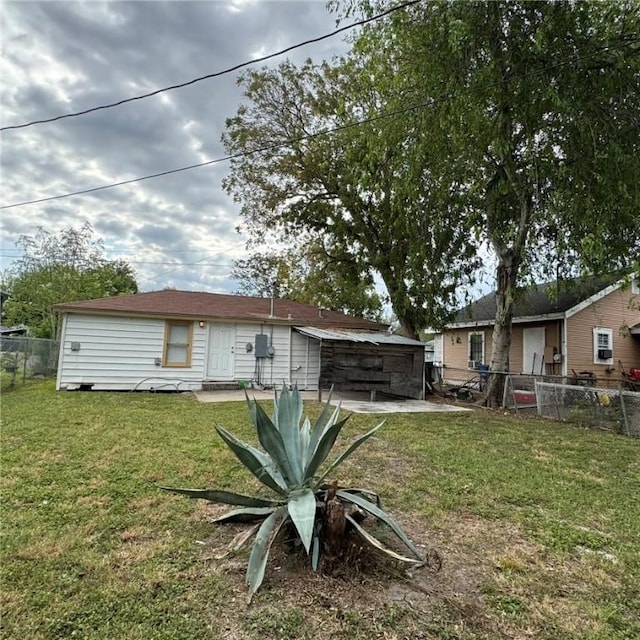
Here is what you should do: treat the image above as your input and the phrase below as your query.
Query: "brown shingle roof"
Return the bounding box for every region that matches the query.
[55,290,387,330]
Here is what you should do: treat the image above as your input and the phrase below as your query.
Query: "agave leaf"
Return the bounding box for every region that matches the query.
[246,506,288,601]
[253,400,298,486]
[307,389,339,457]
[215,425,288,495]
[274,387,303,484]
[286,488,317,553]
[214,506,277,523]
[337,490,423,561]
[245,391,258,427]
[159,487,281,508]
[311,533,320,572]
[338,487,382,508]
[300,417,311,469]
[303,416,350,481]
[215,522,262,559]
[345,514,424,565]
[314,420,385,487]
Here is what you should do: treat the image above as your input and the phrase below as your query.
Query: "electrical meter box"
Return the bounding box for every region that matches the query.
[254,334,269,358]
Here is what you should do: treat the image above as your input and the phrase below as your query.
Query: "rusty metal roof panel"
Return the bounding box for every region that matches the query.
[295,326,425,347]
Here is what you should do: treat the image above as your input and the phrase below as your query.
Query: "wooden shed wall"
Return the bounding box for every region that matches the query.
[319,341,424,399]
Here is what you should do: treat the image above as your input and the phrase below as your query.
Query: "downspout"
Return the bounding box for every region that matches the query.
[317,338,323,402]
[561,314,568,378]
[55,313,68,391]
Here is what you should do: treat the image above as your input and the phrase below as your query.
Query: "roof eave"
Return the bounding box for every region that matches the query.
[445,311,566,330]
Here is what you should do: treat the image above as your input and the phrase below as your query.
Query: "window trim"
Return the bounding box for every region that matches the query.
[468,331,485,367]
[163,320,194,367]
[592,327,613,365]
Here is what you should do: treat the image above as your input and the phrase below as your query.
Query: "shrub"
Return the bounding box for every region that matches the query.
[162,386,423,599]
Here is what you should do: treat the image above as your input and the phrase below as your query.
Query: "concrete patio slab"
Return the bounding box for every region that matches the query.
[193,389,471,414]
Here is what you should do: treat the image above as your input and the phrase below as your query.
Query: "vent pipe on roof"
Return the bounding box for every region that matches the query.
[269,281,276,318]
[319,307,324,318]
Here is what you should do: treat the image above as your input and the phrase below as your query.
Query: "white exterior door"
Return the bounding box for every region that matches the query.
[207,324,235,379]
[523,327,546,374]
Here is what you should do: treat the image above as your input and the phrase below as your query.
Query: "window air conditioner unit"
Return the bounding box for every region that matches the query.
[598,348,612,360]
[468,360,479,369]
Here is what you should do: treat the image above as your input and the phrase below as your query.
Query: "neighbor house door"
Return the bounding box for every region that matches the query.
[206,324,235,379]
[523,327,546,374]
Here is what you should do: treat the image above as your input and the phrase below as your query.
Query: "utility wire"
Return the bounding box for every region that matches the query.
[2,38,637,211]
[0,0,423,132]
[0,98,433,210]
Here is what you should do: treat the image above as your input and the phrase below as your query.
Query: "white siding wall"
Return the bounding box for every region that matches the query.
[290,331,321,390]
[57,313,206,391]
[58,315,322,392]
[232,324,316,389]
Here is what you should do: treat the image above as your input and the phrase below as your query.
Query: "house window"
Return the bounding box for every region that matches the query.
[592,327,613,364]
[468,332,484,367]
[163,321,193,367]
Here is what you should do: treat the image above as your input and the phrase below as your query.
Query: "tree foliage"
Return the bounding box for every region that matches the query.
[232,239,383,320]
[337,0,640,403]
[222,58,479,338]
[223,0,639,398]
[2,223,138,338]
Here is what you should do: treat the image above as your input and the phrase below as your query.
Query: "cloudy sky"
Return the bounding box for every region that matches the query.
[1,0,350,293]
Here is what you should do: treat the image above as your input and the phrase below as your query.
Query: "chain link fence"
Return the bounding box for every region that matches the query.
[535,380,640,438]
[1,336,59,389]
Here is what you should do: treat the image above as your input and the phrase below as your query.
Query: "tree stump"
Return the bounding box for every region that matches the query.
[321,480,346,573]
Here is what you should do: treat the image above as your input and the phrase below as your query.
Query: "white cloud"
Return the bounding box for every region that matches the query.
[1,0,346,292]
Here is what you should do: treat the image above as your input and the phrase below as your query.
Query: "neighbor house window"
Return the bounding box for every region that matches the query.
[592,327,613,365]
[468,332,484,367]
[163,321,193,367]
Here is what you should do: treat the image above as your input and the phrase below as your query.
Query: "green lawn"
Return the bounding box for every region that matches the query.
[2,382,639,639]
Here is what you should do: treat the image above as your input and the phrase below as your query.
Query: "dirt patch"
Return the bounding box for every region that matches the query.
[183,503,523,638]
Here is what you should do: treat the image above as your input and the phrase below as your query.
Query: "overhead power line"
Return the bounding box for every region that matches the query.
[0,0,423,132]
[0,99,432,210]
[1,38,637,211]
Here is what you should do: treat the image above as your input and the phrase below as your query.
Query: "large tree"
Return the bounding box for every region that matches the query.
[338,0,640,404]
[2,223,138,338]
[222,57,479,338]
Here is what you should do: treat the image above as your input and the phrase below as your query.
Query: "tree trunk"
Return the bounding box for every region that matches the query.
[483,253,519,407]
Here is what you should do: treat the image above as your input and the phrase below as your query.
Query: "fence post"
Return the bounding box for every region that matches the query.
[618,382,630,437]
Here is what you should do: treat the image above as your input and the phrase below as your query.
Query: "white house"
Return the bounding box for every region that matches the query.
[55,290,426,397]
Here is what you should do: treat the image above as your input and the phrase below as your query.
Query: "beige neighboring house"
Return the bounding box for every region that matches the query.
[439,277,640,382]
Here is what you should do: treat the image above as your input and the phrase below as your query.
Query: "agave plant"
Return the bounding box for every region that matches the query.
[161,386,424,599]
